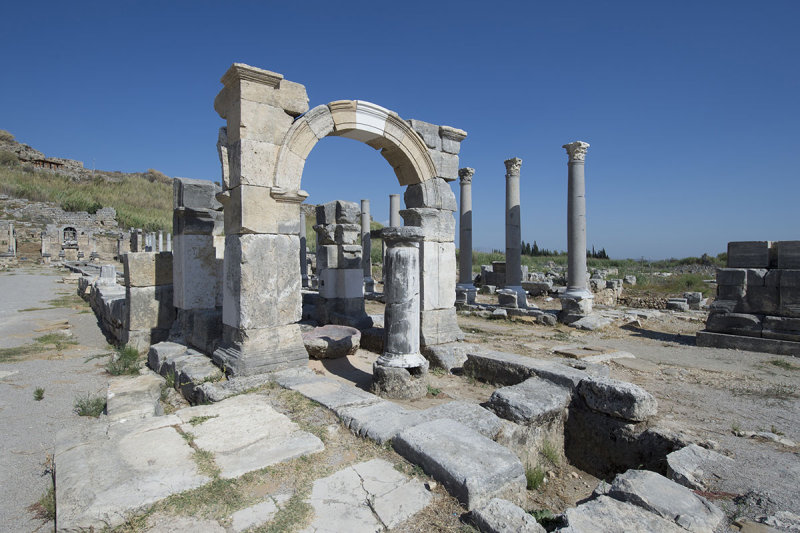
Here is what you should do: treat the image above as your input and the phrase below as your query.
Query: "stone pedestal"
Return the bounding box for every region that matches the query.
[361,199,374,293]
[372,227,428,400]
[560,141,593,322]
[457,168,476,304]
[503,158,527,307]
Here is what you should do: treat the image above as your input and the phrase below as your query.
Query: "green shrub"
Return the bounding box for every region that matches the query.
[106,345,140,375]
[0,130,14,142]
[60,193,103,214]
[74,393,106,417]
[526,464,545,490]
[0,150,18,166]
[34,387,45,401]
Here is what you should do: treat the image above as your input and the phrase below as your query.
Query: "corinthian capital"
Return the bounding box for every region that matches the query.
[458,167,475,184]
[562,141,590,162]
[504,157,522,176]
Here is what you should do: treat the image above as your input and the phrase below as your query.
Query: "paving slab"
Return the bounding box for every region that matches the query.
[472,498,545,532]
[106,372,164,423]
[392,419,526,510]
[175,393,324,479]
[55,415,210,532]
[559,495,685,532]
[302,458,431,533]
[144,513,225,532]
[607,469,724,533]
[666,444,735,491]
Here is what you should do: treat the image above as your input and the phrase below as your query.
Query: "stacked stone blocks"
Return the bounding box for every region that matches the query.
[122,251,176,350]
[698,241,800,355]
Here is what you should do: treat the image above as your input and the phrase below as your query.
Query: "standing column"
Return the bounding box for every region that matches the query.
[8,223,15,255]
[560,141,593,321]
[299,210,308,288]
[457,168,477,305]
[503,158,527,307]
[389,194,401,228]
[372,227,428,400]
[361,199,374,292]
[158,230,164,252]
[166,233,172,252]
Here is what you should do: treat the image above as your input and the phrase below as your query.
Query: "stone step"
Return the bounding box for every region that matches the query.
[392,419,526,510]
[486,377,571,425]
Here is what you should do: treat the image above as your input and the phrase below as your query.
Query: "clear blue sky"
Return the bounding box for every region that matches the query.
[2,1,798,259]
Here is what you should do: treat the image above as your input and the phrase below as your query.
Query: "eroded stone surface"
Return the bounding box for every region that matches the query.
[302,459,431,532]
[666,444,735,491]
[472,498,545,533]
[576,376,657,422]
[302,325,361,359]
[486,377,571,425]
[560,495,685,532]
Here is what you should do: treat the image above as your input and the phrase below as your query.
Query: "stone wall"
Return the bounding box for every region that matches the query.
[122,252,176,351]
[697,241,800,356]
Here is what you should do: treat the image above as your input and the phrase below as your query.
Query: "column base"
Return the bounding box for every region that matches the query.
[370,359,429,400]
[455,284,477,305]
[501,286,529,309]
[212,324,308,376]
[364,276,375,293]
[559,290,594,324]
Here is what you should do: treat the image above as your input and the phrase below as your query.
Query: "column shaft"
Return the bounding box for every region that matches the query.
[299,210,308,287]
[361,199,373,288]
[458,168,474,286]
[504,158,522,288]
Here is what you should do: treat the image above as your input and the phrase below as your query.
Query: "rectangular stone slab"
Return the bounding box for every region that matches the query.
[392,419,526,510]
[696,330,800,357]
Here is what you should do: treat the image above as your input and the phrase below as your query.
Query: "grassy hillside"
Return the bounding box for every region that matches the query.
[0,162,172,231]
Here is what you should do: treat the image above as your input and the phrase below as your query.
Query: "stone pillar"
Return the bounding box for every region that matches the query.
[98,264,116,285]
[456,167,477,305]
[40,232,48,256]
[560,141,593,322]
[372,227,428,400]
[504,158,527,307]
[8,222,15,255]
[314,200,369,328]
[158,230,164,252]
[402,178,463,347]
[166,233,172,252]
[299,210,309,288]
[361,199,374,292]
[212,62,310,376]
[389,194,401,228]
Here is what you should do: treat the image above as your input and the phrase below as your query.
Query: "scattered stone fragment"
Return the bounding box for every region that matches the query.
[576,376,657,422]
[560,495,685,532]
[472,498,545,533]
[486,377,571,425]
[666,444,735,491]
[607,469,724,533]
[491,308,508,319]
[570,314,613,331]
[392,419,526,510]
[302,324,361,359]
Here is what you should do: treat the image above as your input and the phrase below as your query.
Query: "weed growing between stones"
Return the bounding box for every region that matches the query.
[27,487,55,521]
[46,293,88,309]
[73,393,106,417]
[528,508,556,527]
[768,359,798,371]
[540,440,561,466]
[731,421,742,434]
[526,464,545,490]
[256,493,312,533]
[427,385,442,397]
[34,387,44,401]
[106,345,141,375]
[188,415,218,426]
[34,332,78,352]
[0,343,41,362]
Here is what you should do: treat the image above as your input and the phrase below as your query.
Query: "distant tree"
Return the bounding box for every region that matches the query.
[532,241,540,256]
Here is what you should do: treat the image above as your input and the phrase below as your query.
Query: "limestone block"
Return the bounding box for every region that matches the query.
[487,377,571,425]
[187,308,223,355]
[562,496,684,533]
[234,98,295,145]
[286,119,318,160]
[316,245,339,270]
[313,224,336,245]
[717,284,745,301]
[225,185,301,235]
[780,269,800,287]
[709,299,737,315]
[173,208,224,236]
[328,100,357,132]
[430,150,460,181]
[497,289,519,309]
[173,178,222,210]
[318,268,363,299]
[666,444,735,491]
[126,285,176,330]
[123,252,173,287]
[779,287,800,317]
[743,286,779,314]
[577,376,658,422]
[173,234,221,310]
[716,268,746,285]
[334,224,360,245]
[765,269,782,287]
[439,125,467,155]
[392,419,526,510]
[404,178,457,211]
[272,145,306,190]
[420,307,464,346]
[213,323,308,376]
[338,245,362,269]
[420,241,457,310]
[472,498,545,533]
[302,325,361,359]
[227,138,281,189]
[222,234,301,329]
[315,200,359,225]
[745,268,768,286]
[727,241,771,268]
[706,313,762,337]
[762,316,800,341]
[305,105,335,139]
[775,241,800,268]
[408,119,441,150]
[400,208,455,242]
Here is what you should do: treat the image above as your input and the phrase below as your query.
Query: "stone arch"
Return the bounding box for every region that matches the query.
[273,100,437,192]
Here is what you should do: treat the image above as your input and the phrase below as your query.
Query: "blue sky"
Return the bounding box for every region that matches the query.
[1,1,798,259]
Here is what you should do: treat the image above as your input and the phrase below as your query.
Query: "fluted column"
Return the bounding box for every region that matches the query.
[361,199,374,292]
[504,158,527,307]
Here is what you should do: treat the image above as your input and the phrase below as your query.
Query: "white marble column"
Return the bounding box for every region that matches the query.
[361,199,374,292]
[389,194,401,228]
[372,226,428,400]
[504,158,527,307]
[8,223,15,255]
[299,210,308,288]
[158,230,164,252]
[166,233,172,252]
[456,168,477,305]
[560,141,593,320]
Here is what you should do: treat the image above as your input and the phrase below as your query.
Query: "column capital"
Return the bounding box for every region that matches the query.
[504,157,522,176]
[563,141,590,163]
[458,167,475,184]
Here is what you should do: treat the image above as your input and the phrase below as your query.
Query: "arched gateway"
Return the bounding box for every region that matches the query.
[212,63,468,376]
